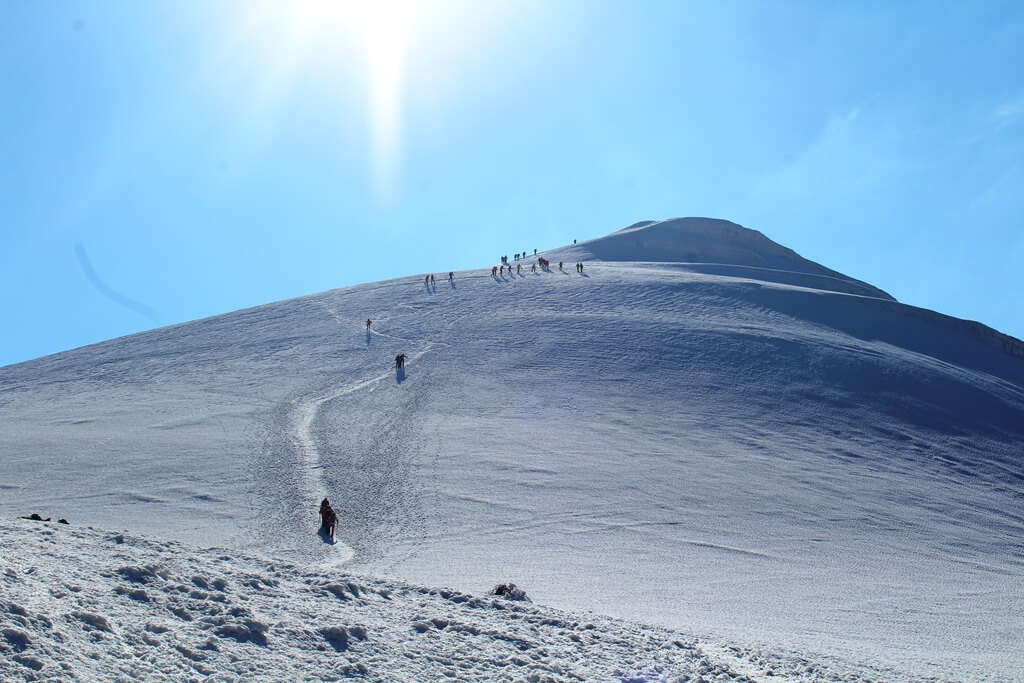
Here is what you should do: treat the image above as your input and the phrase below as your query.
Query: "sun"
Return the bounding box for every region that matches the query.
[232,0,423,202]
[294,1,420,196]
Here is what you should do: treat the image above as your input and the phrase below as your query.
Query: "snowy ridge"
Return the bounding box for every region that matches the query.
[549,217,894,300]
[2,218,1023,679]
[0,519,896,682]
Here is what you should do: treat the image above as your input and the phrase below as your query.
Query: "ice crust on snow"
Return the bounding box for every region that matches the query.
[2,217,1023,680]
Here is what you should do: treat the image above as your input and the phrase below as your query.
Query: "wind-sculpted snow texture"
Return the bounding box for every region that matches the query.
[2,217,1023,680]
[1,520,902,682]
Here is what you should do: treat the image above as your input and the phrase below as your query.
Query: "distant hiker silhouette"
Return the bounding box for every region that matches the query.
[430,274,436,285]
[395,354,406,369]
[448,272,454,282]
[366,319,372,331]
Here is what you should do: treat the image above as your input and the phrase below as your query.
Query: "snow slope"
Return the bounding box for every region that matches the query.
[2,217,1023,679]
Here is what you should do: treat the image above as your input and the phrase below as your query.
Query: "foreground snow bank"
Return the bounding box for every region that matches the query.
[1,519,884,682]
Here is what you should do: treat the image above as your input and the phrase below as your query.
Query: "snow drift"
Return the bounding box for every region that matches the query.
[3,518,886,681]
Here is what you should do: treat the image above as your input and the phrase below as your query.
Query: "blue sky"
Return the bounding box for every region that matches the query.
[2,0,1023,367]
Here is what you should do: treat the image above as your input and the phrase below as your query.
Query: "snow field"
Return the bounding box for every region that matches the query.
[2,218,1022,679]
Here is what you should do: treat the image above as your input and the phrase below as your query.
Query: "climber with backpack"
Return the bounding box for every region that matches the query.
[319,498,338,540]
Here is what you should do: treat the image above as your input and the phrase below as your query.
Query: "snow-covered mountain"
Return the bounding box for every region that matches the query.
[3,217,1022,680]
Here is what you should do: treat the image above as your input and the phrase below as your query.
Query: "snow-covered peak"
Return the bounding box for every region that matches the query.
[552,217,893,299]
[586,217,817,268]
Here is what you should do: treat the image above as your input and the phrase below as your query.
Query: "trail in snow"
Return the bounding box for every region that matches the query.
[286,353,427,565]
[319,311,455,574]
[271,299,444,567]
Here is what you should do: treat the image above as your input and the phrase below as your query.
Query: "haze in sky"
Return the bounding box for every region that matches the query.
[2,0,1023,367]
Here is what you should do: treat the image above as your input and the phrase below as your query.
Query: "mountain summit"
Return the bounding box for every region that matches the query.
[555,217,893,299]
[2,218,1022,679]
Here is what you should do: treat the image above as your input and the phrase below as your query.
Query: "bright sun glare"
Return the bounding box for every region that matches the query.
[258,0,423,201]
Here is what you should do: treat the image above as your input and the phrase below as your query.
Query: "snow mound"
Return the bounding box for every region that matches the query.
[552,217,893,299]
[0,519,885,682]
